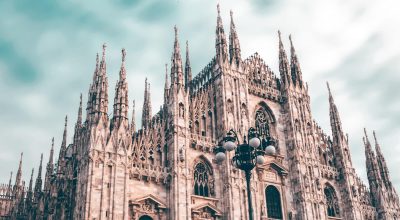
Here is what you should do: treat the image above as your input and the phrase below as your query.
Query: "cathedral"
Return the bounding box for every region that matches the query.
[1,5,399,220]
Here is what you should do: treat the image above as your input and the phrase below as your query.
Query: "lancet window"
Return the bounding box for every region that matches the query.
[324,185,340,217]
[193,161,213,197]
[255,106,275,139]
[265,185,283,219]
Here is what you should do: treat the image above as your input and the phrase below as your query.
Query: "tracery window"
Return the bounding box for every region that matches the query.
[193,162,213,197]
[324,185,340,217]
[255,108,271,138]
[265,185,283,219]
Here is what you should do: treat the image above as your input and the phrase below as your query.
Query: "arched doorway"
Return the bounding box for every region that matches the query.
[265,185,283,219]
[139,215,153,220]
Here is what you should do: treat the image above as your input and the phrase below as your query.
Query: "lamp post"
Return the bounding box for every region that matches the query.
[215,127,276,220]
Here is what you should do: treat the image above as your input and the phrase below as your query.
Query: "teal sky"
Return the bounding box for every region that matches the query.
[1,0,399,192]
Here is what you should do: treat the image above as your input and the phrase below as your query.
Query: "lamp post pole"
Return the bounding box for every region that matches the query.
[245,170,254,220]
[214,128,276,220]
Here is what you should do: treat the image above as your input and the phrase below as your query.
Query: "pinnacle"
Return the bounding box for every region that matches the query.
[121,48,126,63]
[102,43,107,60]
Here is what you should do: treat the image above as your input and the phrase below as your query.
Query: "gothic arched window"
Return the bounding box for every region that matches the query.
[255,107,271,138]
[324,185,340,217]
[193,162,213,197]
[265,185,283,219]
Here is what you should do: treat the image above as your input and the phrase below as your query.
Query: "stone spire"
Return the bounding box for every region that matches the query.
[142,78,152,129]
[74,94,83,145]
[6,172,13,197]
[164,64,170,103]
[215,4,228,63]
[87,44,109,124]
[15,153,23,188]
[229,10,241,66]
[171,26,183,86]
[278,30,290,87]
[86,54,99,121]
[289,35,303,87]
[373,131,391,188]
[61,115,68,156]
[77,93,83,125]
[364,129,382,185]
[25,168,34,213]
[34,154,43,202]
[130,100,136,133]
[111,49,129,131]
[327,82,344,144]
[185,41,192,91]
[44,138,54,192]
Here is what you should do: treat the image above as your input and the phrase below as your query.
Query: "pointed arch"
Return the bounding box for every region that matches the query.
[193,156,214,197]
[254,102,277,140]
[324,184,340,217]
[265,185,283,219]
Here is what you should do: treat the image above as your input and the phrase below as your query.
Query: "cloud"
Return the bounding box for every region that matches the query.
[0,0,399,194]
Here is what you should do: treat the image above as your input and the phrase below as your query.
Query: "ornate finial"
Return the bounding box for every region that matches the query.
[364,128,369,138]
[122,48,126,63]
[230,10,233,19]
[102,43,107,58]
[289,34,293,47]
[133,100,135,109]
[174,25,178,39]
[217,3,220,14]
[30,168,34,179]
[51,137,54,149]
[80,93,82,104]
[373,130,379,145]
[278,30,282,41]
[64,115,68,127]
[96,53,99,64]
[326,82,331,95]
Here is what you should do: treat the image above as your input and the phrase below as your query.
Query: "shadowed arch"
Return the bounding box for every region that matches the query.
[265,185,283,219]
[324,183,340,217]
[193,155,214,197]
[254,102,277,141]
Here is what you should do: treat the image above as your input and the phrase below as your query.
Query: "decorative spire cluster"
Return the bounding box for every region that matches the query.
[289,35,303,87]
[171,26,184,86]
[33,154,43,202]
[142,78,152,129]
[87,44,109,124]
[278,30,290,87]
[327,82,344,144]
[111,49,129,131]
[215,4,228,63]
[229,10,241,66]
[44,138,54,192]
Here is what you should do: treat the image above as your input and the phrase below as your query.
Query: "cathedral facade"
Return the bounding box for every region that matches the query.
[1,5,399,220]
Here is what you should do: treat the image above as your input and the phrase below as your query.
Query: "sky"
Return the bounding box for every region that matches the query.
[0,0,399,193]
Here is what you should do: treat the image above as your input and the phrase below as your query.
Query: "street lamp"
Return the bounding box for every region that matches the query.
[214,127,276,220]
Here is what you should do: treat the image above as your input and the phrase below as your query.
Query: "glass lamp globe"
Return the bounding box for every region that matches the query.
[224,141,237,151]
[265,145,276,156]
[249,137,261,148]
[215,152,226,163]
[256,155,265,165]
